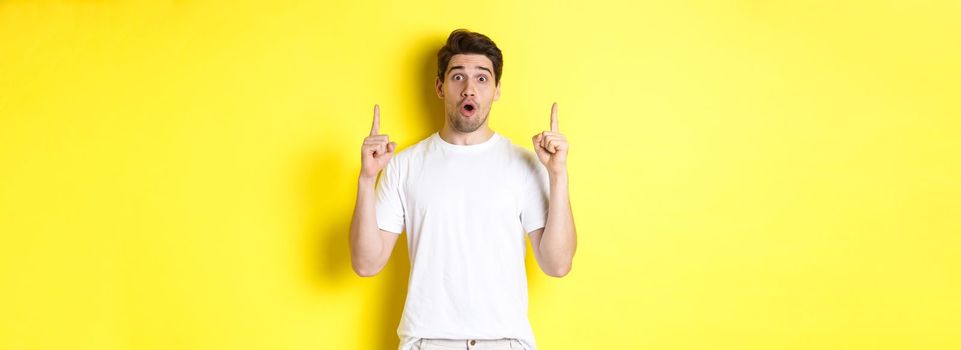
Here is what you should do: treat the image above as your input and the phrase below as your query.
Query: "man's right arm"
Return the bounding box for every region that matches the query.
[349,176,400,277]
[349,104,400,277]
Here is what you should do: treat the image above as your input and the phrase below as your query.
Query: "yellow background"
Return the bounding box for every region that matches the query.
[1,0,959,349]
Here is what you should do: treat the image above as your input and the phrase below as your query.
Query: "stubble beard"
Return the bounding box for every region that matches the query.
[447,108,488,133]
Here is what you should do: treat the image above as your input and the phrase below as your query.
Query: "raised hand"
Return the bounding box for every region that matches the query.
[532,102,569,174]
[360,104,397,180]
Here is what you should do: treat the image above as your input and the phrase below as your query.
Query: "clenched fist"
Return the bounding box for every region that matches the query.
[360,104,397,180]
[532,102,569,174]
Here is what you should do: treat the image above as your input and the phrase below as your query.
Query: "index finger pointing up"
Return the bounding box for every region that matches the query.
[370,104,380,136]
[550,102,559,132]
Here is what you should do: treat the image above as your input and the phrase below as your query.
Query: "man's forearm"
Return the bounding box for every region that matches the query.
[349,176,384,275]
[539,170,577,276]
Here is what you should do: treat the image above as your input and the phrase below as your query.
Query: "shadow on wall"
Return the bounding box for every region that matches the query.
[297,35,448,350]
[414,35,447,143]
[300,145,410,350]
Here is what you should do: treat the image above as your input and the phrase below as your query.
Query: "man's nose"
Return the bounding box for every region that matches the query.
[461,81,476,97]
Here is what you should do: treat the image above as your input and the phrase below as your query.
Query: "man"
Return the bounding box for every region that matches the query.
[348,29,576,350]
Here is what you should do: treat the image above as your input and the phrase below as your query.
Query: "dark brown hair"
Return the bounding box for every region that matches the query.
[437,29,503,85]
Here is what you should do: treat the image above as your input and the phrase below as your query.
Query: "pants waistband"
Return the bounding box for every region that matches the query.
[420,338,515,346]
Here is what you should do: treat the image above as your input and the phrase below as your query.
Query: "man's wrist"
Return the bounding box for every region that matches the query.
[548,168,568,181]
[358,174,377,186]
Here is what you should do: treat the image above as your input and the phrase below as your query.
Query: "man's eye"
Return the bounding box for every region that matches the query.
[453,75,463,81]
[479,76,487,82]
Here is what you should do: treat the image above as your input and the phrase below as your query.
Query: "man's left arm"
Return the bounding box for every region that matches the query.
[530,102,577,277]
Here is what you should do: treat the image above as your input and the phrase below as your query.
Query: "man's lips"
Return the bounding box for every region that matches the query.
[460,101,477,117]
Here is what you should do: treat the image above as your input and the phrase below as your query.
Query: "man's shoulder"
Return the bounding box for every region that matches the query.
[495,136,545,182]
[386,133,435,165]
[500,136,538,163]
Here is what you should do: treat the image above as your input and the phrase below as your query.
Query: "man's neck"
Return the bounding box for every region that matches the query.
[439,125,494,145]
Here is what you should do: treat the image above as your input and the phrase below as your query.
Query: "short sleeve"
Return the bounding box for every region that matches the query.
[375,157,405,234]
[520,151,549,234]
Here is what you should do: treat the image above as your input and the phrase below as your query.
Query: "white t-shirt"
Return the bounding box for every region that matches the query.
[375,131,550,350]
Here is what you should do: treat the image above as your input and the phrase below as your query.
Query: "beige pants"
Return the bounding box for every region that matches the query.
[413,338,525,350]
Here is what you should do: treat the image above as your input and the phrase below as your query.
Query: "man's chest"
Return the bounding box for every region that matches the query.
[403,156,523,217]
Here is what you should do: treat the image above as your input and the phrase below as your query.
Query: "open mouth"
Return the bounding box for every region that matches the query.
[461,102,477,117]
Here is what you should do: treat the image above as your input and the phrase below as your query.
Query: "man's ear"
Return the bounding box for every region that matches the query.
[435,77,444,99]
[493,82,501,101]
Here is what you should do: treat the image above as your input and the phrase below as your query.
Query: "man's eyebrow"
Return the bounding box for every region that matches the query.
[447,65,494,75]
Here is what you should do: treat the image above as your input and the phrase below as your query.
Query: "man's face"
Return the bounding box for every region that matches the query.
[435,54,501,134]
